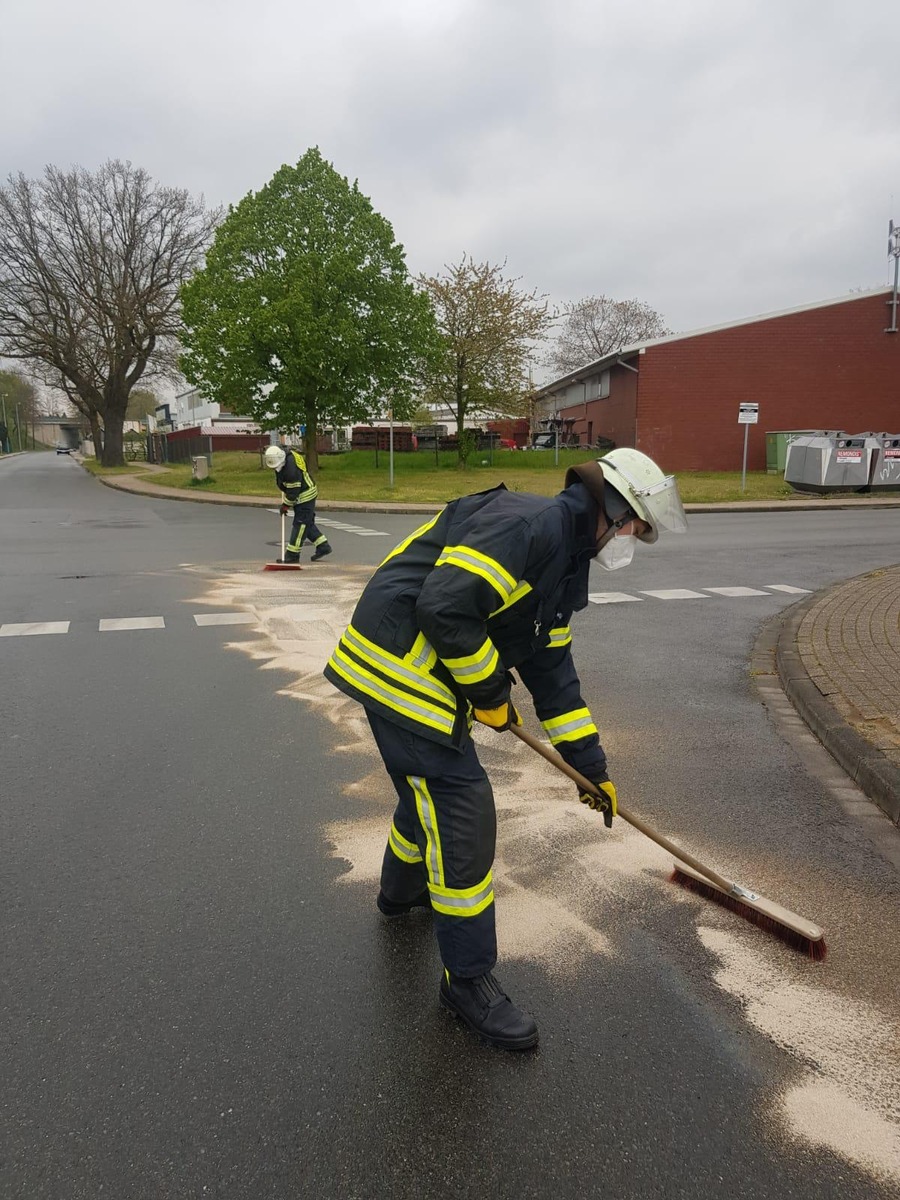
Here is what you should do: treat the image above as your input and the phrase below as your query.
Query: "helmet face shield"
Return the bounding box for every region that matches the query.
[599,449,688,543]
[632,475,688,539]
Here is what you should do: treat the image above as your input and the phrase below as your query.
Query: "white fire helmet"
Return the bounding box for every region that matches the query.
[264,445,286,470]
[599,448,688,543]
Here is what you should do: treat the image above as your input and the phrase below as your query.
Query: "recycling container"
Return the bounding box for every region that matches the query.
[784,433,882,494]
[870,435,900,492]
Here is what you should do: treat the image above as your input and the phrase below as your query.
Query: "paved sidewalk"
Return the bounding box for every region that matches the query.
[777,566,900,824]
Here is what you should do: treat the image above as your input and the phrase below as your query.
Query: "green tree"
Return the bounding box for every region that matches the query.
[0,160,218,465]
[179,147,439,475]
[126,388,158,421]
[0,368,41,450]
[420,256,552,463]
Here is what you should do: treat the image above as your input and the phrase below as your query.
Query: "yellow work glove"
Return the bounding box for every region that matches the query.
[578,779,618,828]
[473,701,522,732]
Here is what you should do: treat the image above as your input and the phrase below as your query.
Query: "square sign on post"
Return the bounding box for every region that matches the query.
[738,403,759,491]
[738,403,759,424]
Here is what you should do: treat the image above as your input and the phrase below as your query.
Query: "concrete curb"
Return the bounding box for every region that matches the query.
[775,584,900,825]
[85,463,900,515]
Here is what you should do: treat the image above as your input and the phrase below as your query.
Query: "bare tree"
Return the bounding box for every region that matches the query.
[545,295,671,377]
[0,160,218,465]
[420,256,552,463]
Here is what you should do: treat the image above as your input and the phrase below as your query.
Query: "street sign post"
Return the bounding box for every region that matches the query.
[738,403,759,492]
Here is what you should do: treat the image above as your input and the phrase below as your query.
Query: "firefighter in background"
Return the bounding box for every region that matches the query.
[264,444,332,563]
[324,449,688,1050]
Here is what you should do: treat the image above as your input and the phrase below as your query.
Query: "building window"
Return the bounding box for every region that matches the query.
[598,370,610,399]
[587,421,593,445]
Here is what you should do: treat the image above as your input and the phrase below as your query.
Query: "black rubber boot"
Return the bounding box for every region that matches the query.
[278,551,301,564]
[439,970,539,1050]
[376,888,431,917]
[310,542,332,562]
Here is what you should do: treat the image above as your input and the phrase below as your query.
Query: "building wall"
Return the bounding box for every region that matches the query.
[554,290,899,471]
[636,291,899,471]
[555,364,638,450]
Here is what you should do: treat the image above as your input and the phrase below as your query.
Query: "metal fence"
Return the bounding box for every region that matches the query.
[147,434,213,465]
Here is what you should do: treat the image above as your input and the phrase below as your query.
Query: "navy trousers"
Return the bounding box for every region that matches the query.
[286,502,327,555]
[366,710,497,978]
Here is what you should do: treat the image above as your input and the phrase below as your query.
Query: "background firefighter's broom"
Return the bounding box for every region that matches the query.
[510,724,826,958]
[263,510,303,572]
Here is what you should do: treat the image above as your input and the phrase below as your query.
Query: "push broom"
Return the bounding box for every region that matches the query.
[509,723,826,958]
[263,510,303,572]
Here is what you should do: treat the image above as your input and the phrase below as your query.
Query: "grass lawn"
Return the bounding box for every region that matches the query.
[126,449,800,504]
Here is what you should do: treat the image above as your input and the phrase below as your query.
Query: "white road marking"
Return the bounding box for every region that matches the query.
[641,588,710,600]
[704,586,771,597]
[0,582,816,641]
[267,512,389,536]
[0,621,70,636]
[193,612,258,627]
[588,592,644,604]
[316,518,389,536]
[99,617,165,632]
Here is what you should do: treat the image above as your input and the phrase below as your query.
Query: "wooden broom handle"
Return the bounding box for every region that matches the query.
[509,723,734,894]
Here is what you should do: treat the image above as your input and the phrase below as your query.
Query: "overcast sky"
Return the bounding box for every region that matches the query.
[2,0,898,357]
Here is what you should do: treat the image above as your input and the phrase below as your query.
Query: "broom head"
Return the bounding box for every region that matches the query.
[671,860,826,960]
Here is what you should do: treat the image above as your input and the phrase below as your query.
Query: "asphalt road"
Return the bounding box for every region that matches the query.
[2,453,898,1200]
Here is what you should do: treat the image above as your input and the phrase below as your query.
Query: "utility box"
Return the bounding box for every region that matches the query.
[765,430,821,475]
[191,455,209,481]
[784,433,882,494]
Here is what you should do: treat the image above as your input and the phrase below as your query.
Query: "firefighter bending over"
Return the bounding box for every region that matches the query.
[324,449,687,1049]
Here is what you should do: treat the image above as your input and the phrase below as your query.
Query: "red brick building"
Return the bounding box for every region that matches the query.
[535,288,899,471]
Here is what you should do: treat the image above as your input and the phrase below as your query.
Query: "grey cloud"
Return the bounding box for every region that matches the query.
[1,0,897,340]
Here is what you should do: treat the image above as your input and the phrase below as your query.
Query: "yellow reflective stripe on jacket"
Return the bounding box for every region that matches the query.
[442,636,500,685]
[343,624,456,706]
[428,870,494,917]
[407,631,437,671]
[435,545,516,601]
[409,776,445,886]
[380,511,443,567]
[328,646,456,735]
[388,822,422,864]
[286,452,318,503]
[542,706,598,744]
[491,580,532,615]
[547,626,572,648]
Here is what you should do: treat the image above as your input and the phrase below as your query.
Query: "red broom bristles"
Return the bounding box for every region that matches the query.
[671,867,828,960]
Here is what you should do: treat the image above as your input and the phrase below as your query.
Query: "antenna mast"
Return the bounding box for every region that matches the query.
[887,219,900,333]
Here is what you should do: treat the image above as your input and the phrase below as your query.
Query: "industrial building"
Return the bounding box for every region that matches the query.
[534,287,899,472]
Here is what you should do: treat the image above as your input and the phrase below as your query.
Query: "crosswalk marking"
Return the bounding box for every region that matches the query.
[194,612,258,627]
[0,621,70,636]
[641,588,709,600]
[99,617,166,632]
[0,584,815,636]
[588,592,644,604]
[703,586,771,597]
[316,518,389,536]
[588,584,811,605]
[269,512,389,537]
